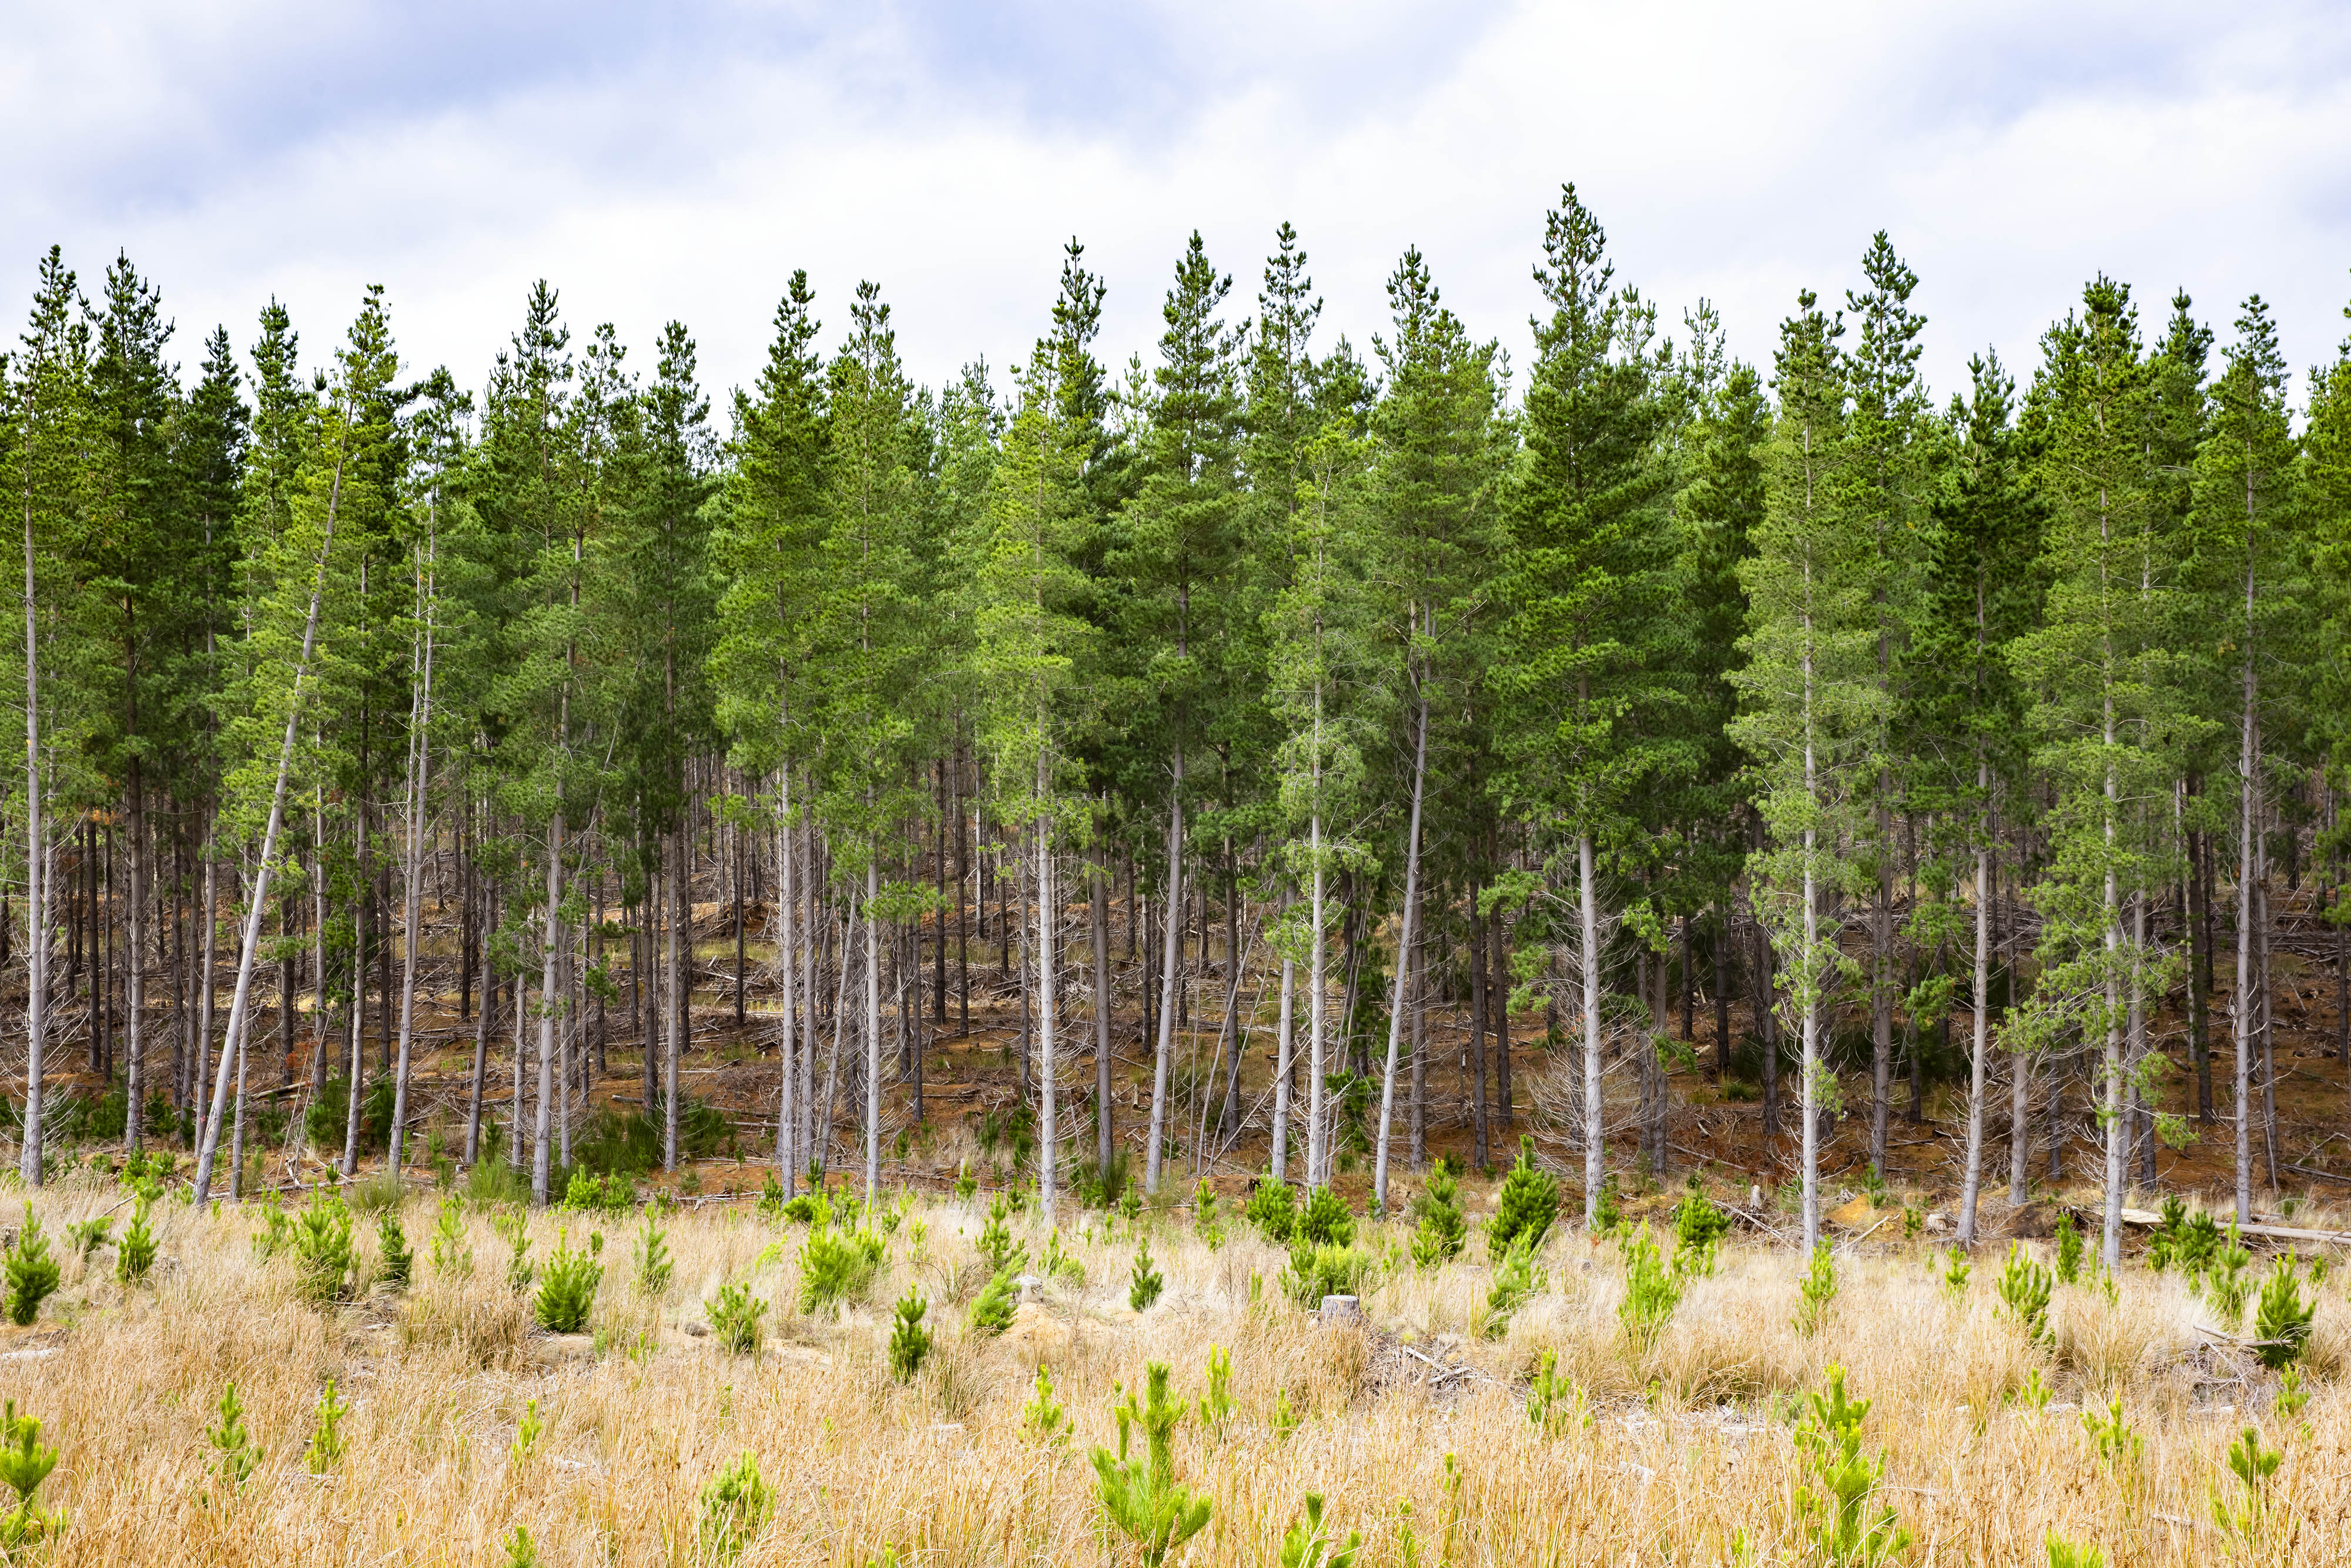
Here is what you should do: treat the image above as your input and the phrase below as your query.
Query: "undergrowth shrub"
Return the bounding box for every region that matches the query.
[1409,1166,1466,1268]
[708,1279,768,1355]
[1245,1179,1297,1244]
[4,1214,60,1325]
[696,1450,773,1566]
[970,1267,1017,1336]
[1489,1137,1558,1261]
[798,1226,883,1314]
[533,1229,602,1334]
[1298,1186,1354,1249]
[887,1290,930,1381]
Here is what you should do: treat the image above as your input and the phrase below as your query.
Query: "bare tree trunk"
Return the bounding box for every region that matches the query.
[1036,750,1058,1227]
[774,770,798,1191]
[664,830,683,1172]
[1579,835,1603,1226]
[1271,892,1294,1185]
[1144,745,1183,1195]
[1959,766,1992,1244]
[534,817,562,1206]
[387,532,438,1173]
[1092,854,1113,1176]
[124,766,146,1153]
[863,859,882,1203]
[1373,666,1429,1212]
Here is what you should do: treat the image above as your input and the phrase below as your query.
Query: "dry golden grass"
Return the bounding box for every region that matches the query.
[0,1173,2344,1565]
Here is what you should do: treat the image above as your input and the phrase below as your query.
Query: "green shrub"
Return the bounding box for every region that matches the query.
[1671,1188,1730,1275]
[0,1400,63,1552]
[428,1196,471,1277]
[3,1214,60,1327]
[1409,1167,1466,1268]
[798,1226,884,1314]
[707,1279,768,1355]
[1482,1235,1540,1338]
[1128,1243,1164,1312]
[2053,1214,2083,1284]
[1794,1241,1837,1337]
[494,1210,534,1294]
[1489,1137,1558,1261]
[289,1197,356,1305]
[2253,1254,2315,1370]
[116,1199,156,1285]
[1089,1362,1211,1568]
[633,1217,673,1298]
[377,1211,414,1290]
[1298,1186,1354,1249]
[1997,1244,2053,1345]
[1794,1365,1909,1565]
[1245,1179,1298,1244]
[970,1266,1017,1336]
[1193,1180,1224,1249]
[976,1193,1026,1275]
[696,1450,773,1566]
[1277,1491,1362,1568]
[209,1382,255,1493]
[304,1378,351,1473]
[1619,1223,1682,1355]
[1042,1228,1085,1286]
[533,1229,602,1334]
[1021,1365,1071,1445]
[561,1167,637,1214]
[887,1290,931,1381]
[1281,1242,1372,1310]
[2198,1225,2254,1329]
[64,1215,112,1262]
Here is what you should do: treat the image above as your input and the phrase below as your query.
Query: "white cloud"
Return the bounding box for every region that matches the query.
[5,0,2347,407]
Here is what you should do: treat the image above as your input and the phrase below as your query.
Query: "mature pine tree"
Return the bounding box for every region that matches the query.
[2010,279,2183,1269]
[1916,353,2039,1239]
[813,282,926,1203]
[1842,233,1932,1177]
[1117,234,1244,1194]
[2188,296,2305,1221]
[1493,187,1683,1224]
[1732,290,1876,1254]
[714,272,828,1189]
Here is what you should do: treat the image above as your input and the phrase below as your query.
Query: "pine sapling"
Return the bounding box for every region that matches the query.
[1129,1242,1165,1312]
[1483,1235,1541,1339]
[0,1401,63,1553]
[2081,1397,2141,1473]
[1298,1185,1355,1249]
[707,1280,768,1355]
[510,1398,544,1463]
[1193,1179,1224,1249]
[428,1195,471,1277]
[5,1212,61,1325]
[1525,1347,1589,1437]
[115,1198,156,1285]
[65,1215,112,1262]
[304,1378,351,1474]
[1021,1365,1071,1445]
[503,1526,540,1567]
[532,1228,602,1334]
[2252,1254,2315,1370]
[1941,1247,1971,1300]
[1408,1165,1466,1268]
[886,1290,931,1382]
[1278,1492,1362,1568]
[1245,1179,1298,1244]
[1489,1136,1558,1261]
[1619,1223,1682,1356]
[976,1193,1026,1275]
[2054,1215,2084,1285]
[2044,1533,2106,1568]
[494,1209,533,1294]
[1271,1387,1302,1442]
[696,1450,773,1567]
[1794,1365,1909,1566]
[1794,1242,1838,1337]
[633,1217,672,1299]
[969,1267,1017,1336]
[377,1211,413,1290]
[1198,1344,1234,1436]
[290,1195,356,1305]
[2212,1425,2281,1538]
[208,1383,255,1494]
[1997,1244,2053,1345]
[1089,1362,1212,1568]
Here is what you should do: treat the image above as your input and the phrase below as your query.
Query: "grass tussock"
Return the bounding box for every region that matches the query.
[0,1172,2343,1564]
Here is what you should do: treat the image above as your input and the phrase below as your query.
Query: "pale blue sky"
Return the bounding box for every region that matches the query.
[6,1,2349,408]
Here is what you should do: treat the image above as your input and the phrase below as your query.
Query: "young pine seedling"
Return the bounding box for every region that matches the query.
[1278,1492,1362,1568]
[428,1195,471,1278]
[116,1199,157,1285]
[633,1217,673,1299]
[532,1229,602,1335]
[1090,1362,1212,1568]
[5,1212,62,1326]
[1198,1344,1234,1436]
[696,1450,774,1567]
[510,1399,545,1464]
[1997,1244,2053,1345]
[1793,1364,1909,1566]
[0,1401,64,1553]
[707,1279,769,1355]
[65,1215,113,1262]
[1021,1365,1071,1445]
[377,1211,414,1291]
[1793,1242,1838,1338]
[886,1290,931,1383]
[208,1383,255,1494]
[2211,1425,2282,1539]
[1128,1242,1164,1312]
[304,1378,351,1474]
[969,1267,1017,1337]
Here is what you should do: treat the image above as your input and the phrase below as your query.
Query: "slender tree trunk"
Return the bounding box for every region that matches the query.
[534,817,562,1206]
[863,859,882,1204]
[1144,744,1184,1194]
[664,830,683,1172]
[387,547,437,1173]
[1271,892,1294,1185]
[1373,668,1429,1212]
[190,429,345,1206]
[2235,635,2258,1224]
[1092,855,1114,1175]
[124,766,146,1153]
[774,770,798,1191]
[1959,763,1992,1244]
[1036,749,1057,1227]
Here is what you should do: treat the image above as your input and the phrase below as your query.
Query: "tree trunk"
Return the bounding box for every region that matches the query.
[1373,674,1429,1212]
[1144,745,1184,1194]
[1092,855,1114,1176]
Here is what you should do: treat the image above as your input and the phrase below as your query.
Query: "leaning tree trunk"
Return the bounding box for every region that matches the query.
[190,428,347,1207]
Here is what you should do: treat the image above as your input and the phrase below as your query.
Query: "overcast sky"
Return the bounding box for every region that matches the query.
[8,1,2350,414]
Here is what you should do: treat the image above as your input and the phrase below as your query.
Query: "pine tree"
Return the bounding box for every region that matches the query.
[1730,289,1876,1254]
[1495,186,1684,1224]
[2189,296,2306,1221]
[1117,234,1244,1194]
[2009,278,2185,1270]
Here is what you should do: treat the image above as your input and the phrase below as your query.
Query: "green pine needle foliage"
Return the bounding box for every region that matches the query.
[2253,1254,2315,1370]
[1794,1241,1838,1337]
[696,1450,774,1567]
[1244,1180,1298,1244]
[1278,1491,1362,1568]
[1409,1167,1466,1268]
[1128,1244,1165,1312]
[1488,1137,1558,1262]
[115,1198,157,1285]
[633,1217,673,1299]
[1089,1362,1213,1568]
[0,1401,63,1552]
[1794,1364,1910,1566]
[533,1228,602,1334]
[1298,1186,1354,1249]
[428,1196,471,1278]
[304,1378,351,1474]
[1997,1244,2053,1345]
[970,1267,1018,1336]
[1020,1365,1071,1445]
[798,1225,884,1315]
[377,1211,413,1290]
[707,1280,768,1355]
[5,1212,62,1326]
[208,1383,254,1493]
[886,1290,931,1382]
